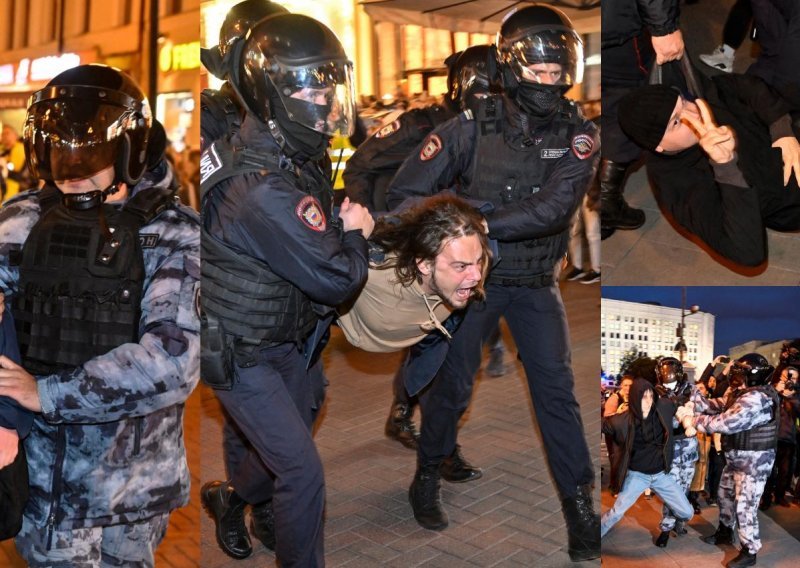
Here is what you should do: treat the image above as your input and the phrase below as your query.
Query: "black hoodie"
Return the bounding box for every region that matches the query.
[603,378,677,492]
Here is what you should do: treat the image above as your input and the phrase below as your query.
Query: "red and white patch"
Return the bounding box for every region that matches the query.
[295,196,327,232]
[571,134,594,160]
[375,120,400,139]
[419,134,443,161]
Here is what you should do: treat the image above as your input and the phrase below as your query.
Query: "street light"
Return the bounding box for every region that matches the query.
[674,287,700,364]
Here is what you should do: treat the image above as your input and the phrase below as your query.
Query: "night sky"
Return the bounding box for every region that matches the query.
[602,287,800,357]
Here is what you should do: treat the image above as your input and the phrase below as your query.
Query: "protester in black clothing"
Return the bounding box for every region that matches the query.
[760,365,800,509]
[618,71,800,267]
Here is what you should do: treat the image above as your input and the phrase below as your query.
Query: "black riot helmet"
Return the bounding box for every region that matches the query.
[23,64,155,192]
[656,357,685,387]
[730,353,775,388]
[444,45,494,114]
[238,14,356,138]
[218,0,289,59]
[497,5,583,115]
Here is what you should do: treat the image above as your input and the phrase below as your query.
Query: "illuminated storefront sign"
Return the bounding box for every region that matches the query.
[159,42,201,72]
[0,53,81,87]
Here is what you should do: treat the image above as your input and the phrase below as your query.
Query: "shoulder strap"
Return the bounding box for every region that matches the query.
[475,95,503,136]
[200,138,291,201]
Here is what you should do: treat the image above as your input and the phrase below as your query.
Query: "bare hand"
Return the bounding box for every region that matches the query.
[0,355,41,412]
[683,100,736,164]
[771,136,800,187]
[0,292,4,323]
[0,425,19,469]
[339,197,375,239]
[652,30,685,64]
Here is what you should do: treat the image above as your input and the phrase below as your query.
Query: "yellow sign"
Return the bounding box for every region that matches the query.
[159,42,200,72]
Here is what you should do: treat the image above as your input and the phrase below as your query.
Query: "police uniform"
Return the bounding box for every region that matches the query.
[0,162,200,567]
[387,93,598,499]
[200,83,243,152]
[201,111,369,565]
[693,385,779,555]
[656,382,699,535]
[344,105,454,212]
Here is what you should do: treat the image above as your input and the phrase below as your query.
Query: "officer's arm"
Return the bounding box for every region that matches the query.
[484,128,599,241]
[386,118,471,211]
[36,215,201,424]
[637,0,680,36]
[0,198,40,295]
[239,180,369,307]
[694,392,772,435]
[713,74,793,136]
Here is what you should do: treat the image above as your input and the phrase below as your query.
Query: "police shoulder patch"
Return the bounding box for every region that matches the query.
[419,134,443,161]
[571,134,594,160]
[295,195,327,232]
[200,143,223,185]
[375,120,400,139]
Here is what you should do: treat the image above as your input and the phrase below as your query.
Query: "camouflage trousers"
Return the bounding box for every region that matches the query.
[719,449,776,554]
[15,513,170,567]
[660,436,699,532]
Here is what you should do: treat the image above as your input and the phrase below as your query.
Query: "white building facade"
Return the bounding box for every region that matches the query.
[601,299,716,379]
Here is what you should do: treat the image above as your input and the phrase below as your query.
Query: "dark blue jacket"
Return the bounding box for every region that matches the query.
[0,311,32,438]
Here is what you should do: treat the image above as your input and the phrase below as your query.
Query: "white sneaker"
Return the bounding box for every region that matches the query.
[699,44,735,73]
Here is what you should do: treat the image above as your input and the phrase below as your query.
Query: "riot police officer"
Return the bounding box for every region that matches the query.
[0,64,200,566]
[653,356,699,547]
[690,353,779,568]
[199,14,373,566]
[387,5,599,561]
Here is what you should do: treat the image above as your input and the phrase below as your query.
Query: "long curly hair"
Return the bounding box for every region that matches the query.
[370,194,491,301]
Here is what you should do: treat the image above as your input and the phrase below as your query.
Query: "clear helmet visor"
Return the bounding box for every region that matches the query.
[502,28,584,86]
[272,59,356,136]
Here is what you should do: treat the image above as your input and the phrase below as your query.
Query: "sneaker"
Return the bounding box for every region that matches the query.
[579,270,601,284]
[699,44,735,73]
[565,266,587,281]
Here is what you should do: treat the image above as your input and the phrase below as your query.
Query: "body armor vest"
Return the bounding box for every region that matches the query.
[200,138,320,347]
[722,386,780,452]
[13,185,174,375]
[466,96,579,287]
[200,85,242,150]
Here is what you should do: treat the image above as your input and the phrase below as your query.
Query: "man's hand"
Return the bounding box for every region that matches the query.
[0,425,19,469]
[772,136,800,187]
[339,197,375,239]
[651,29,685,64]
[0,292,5,323]
[0,355,41,412]
[683,99,736,164]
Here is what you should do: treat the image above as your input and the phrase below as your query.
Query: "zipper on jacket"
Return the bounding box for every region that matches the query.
[46,425,67,551]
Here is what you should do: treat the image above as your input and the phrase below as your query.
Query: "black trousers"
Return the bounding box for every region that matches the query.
[416,283,594,498]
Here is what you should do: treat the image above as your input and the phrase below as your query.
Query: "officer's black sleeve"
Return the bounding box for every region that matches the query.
[712,74,794,135]
[484,123,599,241]
[386,118,473,211]
[235,175,369,306]
[648,153,766,266]
[637,0,680,36]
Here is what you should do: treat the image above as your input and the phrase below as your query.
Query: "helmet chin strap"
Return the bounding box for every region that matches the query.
[61,182,121,211]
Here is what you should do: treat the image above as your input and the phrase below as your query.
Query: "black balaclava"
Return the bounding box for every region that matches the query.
[516,83,562,118]
[270,92,330,163]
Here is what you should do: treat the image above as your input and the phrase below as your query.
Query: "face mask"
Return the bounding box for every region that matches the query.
[271,97,330,161]
[516,83,562,117]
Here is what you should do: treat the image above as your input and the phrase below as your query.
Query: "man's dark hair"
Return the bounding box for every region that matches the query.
[370,194,491,301]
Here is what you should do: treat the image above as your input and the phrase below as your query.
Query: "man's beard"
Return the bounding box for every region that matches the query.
[428,265,466,310]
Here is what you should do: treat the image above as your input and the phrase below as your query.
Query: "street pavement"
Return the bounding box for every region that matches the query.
[200,279,602,567]
[602,0,800,285]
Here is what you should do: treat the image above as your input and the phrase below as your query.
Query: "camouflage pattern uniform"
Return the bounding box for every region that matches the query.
[693,387,777,555]
[0,163,200,567]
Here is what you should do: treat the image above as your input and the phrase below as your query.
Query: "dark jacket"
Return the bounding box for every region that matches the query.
[601,0,680,48]
[602,379,677,493]
[647,71,800,266]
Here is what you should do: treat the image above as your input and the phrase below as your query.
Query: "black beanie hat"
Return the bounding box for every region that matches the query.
[618,85,680,151]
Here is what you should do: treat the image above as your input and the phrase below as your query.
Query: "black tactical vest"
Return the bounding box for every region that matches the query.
[200,138,319,347]
[200,85,242,151]
[13,185,174,375]
[722,386,780,452]
[466,96,580,287]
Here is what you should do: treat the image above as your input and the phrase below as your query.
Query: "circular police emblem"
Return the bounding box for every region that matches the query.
[375,120,400,139]
[571,134,594,160]
[296,196,327,232]
[420,134,443,161]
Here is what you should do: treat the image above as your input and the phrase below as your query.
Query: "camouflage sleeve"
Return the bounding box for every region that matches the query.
[36,209,201,424]
[694,391,773,435]
[0,193,40,295]
[691,386,729,414]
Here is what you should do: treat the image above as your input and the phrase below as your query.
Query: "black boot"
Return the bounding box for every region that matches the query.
[385,401,419,450]
[561,485,601,562]
[409,465,448,530]
[655,530,670,547]
[201,480,252,559]
[250,501,275,551]
[599,159,645,236]
[485,346,506,377]
[440,444,483,483]
[727,547,757,567]
[689,491,702,514]
[702,522,734,546]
